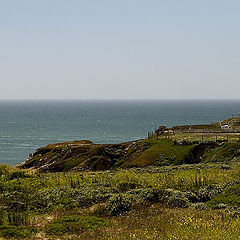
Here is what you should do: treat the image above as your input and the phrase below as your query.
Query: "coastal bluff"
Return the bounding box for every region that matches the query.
[18,139,150,172]
[19,120,240,173]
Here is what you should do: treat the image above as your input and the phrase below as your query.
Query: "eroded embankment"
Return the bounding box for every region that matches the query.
[19,139,148,172]
[19,137,240,172]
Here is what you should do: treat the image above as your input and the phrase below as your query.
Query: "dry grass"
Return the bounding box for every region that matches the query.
[26,204,240,240]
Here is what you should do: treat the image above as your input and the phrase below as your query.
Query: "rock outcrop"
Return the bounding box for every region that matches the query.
[19,140,146,172]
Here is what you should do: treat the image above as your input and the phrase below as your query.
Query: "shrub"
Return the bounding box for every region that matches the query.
[157,189,190,208]
[183,191,199,203]
[32,185,112,212]
[45,215,108,235]
[167,195,189,208]
[105,194,131,216]
[159,188,185,199]
[192,202,207,210]
[196,184,222,202]
[9,171,29,180]
[126,188,160,204]
[116,181,137,192]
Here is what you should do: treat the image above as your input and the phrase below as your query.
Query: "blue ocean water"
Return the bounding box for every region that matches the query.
[0,100,240,166]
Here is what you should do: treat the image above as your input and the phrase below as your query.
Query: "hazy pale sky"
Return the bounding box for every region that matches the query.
[0,0,240,99]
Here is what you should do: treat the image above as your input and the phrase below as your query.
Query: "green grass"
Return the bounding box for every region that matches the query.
[45,215,108,235]
[0,162,240,239]
[203,142,240,162]
[124,138,197,167]
[0,225,37,239]
[207,184,240,208]
[122,137,240,168]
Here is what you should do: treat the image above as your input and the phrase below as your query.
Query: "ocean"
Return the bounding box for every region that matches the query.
[0,100,240,166]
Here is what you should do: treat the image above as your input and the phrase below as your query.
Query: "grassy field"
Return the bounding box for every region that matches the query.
[170,132,240,143]
[0,159,240,239]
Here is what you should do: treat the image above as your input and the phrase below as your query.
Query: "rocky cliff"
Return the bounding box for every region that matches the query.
[19,139,150,172]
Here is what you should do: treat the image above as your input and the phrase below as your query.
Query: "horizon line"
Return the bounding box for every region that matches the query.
[0,98,240,101]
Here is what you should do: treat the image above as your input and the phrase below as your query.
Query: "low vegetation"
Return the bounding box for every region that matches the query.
[45,215,108,235]
[0,159,240,239]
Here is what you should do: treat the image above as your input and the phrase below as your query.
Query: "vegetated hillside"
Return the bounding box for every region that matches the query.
[19,136,240,172]
[19,139,148,172]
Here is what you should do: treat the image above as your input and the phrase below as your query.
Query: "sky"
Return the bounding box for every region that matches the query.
[0,0,240,100]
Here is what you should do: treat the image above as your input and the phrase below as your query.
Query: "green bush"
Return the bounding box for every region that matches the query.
[105,194,131,216]
[126,188,160,204]
[9,171,29,180]
[32,185,112,212]
[116,181,137,192]
[183,191,199,203]
[196,184,222,202]
[167,195,189,208]
[45,215,108,235]
[191,202,207,210]
[157,188,190,208]
[0,225,37,239]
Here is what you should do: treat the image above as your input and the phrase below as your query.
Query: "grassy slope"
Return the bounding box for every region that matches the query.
[122,138,196,167]
[121,136,240,168]
[203,142,240,162]
[207,184,240,209]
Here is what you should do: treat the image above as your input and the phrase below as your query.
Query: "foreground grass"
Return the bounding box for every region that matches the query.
[103,205,240,240]
[0,162,240,239]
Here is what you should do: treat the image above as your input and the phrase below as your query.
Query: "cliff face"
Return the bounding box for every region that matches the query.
[19,131,240,173]
[19,139,149,172]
